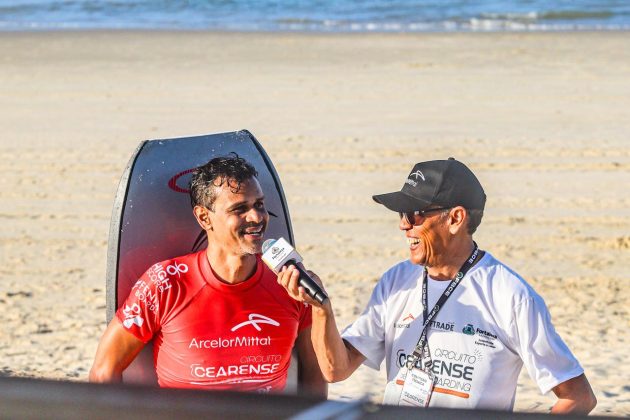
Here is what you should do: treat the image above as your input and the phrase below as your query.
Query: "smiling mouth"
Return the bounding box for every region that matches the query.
[242,225,265,238]
[407,237,421,246]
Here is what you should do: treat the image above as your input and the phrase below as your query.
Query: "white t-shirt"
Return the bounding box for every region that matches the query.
[341,252,583,411]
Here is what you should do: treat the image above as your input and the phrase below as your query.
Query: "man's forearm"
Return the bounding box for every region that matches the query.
[89,318,145,384]
[298,371,328,398]
[88,362,123,383]
[551,397,595,414]
[550,374,597,415]
[311,302,360,383]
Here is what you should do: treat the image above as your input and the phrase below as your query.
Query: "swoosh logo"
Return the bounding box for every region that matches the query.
[231,313,280,332]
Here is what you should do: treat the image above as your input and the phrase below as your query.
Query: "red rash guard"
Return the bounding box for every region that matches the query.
[115,250,311,392]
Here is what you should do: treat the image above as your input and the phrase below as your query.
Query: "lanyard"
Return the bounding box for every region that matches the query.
[406,242,480,370]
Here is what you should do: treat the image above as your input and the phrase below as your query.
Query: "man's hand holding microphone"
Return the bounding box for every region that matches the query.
[263,237,365,383]
[261,238,329,308]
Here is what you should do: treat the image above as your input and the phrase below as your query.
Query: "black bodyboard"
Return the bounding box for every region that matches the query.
[105,130,295,386]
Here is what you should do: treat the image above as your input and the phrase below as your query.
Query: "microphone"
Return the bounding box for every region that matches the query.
[261,238,328,304]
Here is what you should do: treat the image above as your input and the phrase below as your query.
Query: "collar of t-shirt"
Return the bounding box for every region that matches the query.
[199,251,264,293]
[425,275,452,313]
[423,250,488,312]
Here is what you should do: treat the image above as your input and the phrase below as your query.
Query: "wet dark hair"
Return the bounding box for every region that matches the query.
[189,153,258,210]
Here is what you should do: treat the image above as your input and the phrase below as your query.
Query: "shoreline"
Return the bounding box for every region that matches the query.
[2,27,630,34]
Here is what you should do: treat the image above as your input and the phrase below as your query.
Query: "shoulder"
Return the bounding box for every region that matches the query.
[139,251,207,301]
[382,259,423,283]
[374,259,423,298]
[470,252,542,306]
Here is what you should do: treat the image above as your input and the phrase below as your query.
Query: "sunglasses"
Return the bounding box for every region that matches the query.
[398,207,452,226]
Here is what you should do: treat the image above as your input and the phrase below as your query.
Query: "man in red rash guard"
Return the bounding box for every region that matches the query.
[89,154,326,396]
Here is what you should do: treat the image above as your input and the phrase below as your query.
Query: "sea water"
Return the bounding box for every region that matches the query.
[1,0,629,32]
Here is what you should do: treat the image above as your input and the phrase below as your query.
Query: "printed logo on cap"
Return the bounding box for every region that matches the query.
[410,170,426,181]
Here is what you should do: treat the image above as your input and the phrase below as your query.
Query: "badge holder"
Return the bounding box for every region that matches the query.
[399,363,435,408]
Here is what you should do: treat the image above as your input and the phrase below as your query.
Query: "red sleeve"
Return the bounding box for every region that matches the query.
[115,262,168,343]
[298,302,313,332]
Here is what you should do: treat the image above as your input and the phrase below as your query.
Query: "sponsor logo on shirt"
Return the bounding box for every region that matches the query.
[131,279,158,313]
[187,314,281,350]
[190,362,281,379]
[462,323,476,335]
[131,261,186,314]
[395,314,454,332]
[121,303,144,329]
[395,347,484,399]
[429,320,455,332]
[475,327,497,340]
[395,313,416,329]
[189,336,272,349]
[231,313,280,332]
[462,323,498,348]
[166,262,188,277]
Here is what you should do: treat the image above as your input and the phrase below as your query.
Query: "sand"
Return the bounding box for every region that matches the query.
[0,31,628,416]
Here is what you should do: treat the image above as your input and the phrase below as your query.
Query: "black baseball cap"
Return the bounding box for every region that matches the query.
[372,158,486,212]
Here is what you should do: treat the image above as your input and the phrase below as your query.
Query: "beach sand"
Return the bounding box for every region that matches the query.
[0,31,628,416]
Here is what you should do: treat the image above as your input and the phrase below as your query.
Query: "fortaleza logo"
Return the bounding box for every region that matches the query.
[462,324,476,335]
[462,323,498,340]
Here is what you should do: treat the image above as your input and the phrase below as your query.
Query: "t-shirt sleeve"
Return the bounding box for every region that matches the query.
[115,264,166,343]
[511,295,584,394]
[341,275,388,371]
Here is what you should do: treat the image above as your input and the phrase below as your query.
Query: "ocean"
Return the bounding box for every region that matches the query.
[1,0,629,32]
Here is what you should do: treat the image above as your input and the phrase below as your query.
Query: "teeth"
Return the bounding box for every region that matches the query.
[407,238,420,246]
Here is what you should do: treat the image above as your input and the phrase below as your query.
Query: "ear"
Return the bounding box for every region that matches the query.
[193,205,213,231]
[447,206,467,235]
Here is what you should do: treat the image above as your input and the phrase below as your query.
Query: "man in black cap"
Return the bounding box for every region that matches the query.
[278,158,596,413]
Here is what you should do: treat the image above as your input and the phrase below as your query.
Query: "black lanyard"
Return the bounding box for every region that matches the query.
[406,242,480,370]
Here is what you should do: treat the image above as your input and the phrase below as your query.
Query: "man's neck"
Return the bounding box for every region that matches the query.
[426,238,476,281]
[205,248,258,285]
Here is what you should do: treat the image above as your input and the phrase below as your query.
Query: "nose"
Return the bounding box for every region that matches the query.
[399,215,413,231]
[247,206,268,223]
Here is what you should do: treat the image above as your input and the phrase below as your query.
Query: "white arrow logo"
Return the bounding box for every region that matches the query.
[231,313,280,332]
[410,170,425,181]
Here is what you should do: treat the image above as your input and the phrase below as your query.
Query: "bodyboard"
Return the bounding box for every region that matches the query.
[105,130,295,387]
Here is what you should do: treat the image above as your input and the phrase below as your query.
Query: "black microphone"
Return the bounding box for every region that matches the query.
[261,238,328,304]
